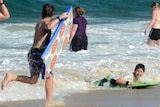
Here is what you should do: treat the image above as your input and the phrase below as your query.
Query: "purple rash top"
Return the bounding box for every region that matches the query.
[73,16,87,36]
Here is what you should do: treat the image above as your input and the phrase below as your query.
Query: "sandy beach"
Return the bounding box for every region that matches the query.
[0,84,160,107]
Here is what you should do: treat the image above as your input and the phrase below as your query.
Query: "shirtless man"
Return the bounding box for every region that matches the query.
[1,3,67,106]
[144,2,160,46]
[0,0,10,20]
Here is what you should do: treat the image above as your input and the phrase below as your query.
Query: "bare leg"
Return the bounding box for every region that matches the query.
[156,39,160,46]
[147,38,156,46]
[1,72,17,90]
[15,74,39,84]
[1,72,39,90]
[45,76,54,106]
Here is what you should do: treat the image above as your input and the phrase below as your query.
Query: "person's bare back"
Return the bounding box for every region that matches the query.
[32,18,52,49]
[152,9,160,28]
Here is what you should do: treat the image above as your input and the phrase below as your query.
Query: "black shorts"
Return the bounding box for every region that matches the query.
[71,35,88,52]
[27,48,45,77]
[27,47,53,79]
[149,28,160,40]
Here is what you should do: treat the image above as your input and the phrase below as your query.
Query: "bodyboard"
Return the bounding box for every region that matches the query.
[41,5,73,79]
[128,82,159,89]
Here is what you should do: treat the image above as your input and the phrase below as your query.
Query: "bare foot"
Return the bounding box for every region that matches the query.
[1,72,15,90]
[45,101,54,107]
[45,101,65,107]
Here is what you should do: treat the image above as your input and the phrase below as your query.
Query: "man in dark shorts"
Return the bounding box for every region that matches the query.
[149,28,160,41]
[144,2,160,46]
[1,3,67,106]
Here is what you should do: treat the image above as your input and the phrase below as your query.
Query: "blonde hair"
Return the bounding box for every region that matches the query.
[151,2,159,9]
[75,6,85,16]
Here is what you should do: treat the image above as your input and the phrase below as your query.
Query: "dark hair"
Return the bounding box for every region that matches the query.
[135,64,145,72]
[42,3,55,19]
[151,2,159,8]
[75,6,85,16]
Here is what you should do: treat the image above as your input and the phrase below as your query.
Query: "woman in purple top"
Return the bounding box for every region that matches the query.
[69,6,88,52]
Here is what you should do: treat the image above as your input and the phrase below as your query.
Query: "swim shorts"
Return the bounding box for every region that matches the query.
[71,35,88,52]
[27,47,52,78]
[149,28,160,40]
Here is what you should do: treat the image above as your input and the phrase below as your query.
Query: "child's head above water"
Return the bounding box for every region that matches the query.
[134,64,145,79]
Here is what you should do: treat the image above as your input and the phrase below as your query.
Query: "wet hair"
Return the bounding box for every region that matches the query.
[151,2,159,8]
[42,3,55,19]
[75,6,85,16]
[134,64,145,72]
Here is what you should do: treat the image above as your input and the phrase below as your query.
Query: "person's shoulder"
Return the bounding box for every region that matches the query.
[153,9,159,13]
[35,19,46,29]
[73,16,80,22]
[79,16,87,22]
[122,73,133,77]
[83,16,87,22]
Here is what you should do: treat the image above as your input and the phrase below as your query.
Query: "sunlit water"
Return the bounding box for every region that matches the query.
[0,19,160,101]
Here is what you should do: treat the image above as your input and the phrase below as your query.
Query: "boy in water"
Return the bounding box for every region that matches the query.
[1,3,67,106]
[96,64,145,87]
[113,63,145,86]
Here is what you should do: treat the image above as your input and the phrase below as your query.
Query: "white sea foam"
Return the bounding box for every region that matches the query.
[0,20,160,101]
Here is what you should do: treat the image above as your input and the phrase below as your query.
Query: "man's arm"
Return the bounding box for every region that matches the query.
[0,0,10,20]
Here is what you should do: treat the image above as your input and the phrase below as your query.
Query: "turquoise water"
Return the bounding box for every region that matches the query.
[0,0,154,23]
[0,0,160,103]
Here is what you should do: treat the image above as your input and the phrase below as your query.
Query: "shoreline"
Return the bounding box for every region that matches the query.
[0,85,160,107]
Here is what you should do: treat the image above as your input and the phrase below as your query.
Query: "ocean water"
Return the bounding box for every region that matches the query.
[0,0,160,103]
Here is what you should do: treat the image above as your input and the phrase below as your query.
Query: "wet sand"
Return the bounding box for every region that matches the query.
[0,85,160,107]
